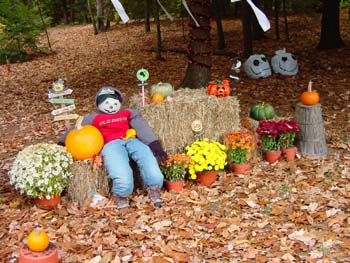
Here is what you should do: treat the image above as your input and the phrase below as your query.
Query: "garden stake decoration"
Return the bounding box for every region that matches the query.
[136,68,149,107]
[48,79,78,127]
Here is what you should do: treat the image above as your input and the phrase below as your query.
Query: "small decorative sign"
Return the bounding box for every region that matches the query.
[136,68,149,107]
[53,114,80,121]
[49,98,75,104]
[51,104,76,115]
[48,89,73,98]
[191,119,203,140]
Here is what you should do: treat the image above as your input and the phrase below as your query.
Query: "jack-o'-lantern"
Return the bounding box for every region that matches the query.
[271,49,298,76]
[206,79,231,97]
[243,54,271,79]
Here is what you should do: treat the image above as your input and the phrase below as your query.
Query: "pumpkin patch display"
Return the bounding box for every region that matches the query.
[271,49,298,76]
[27,229,50,252]
[249,102,275,121]
[65,117,104,160]
[243,54,272,79]
[150,82,174,97]
[206,79,231,97]
[300,80,319,106]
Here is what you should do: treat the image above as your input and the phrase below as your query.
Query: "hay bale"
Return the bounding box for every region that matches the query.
[67,161,110,204]
[128,88,241,154]
[67,160,145,204]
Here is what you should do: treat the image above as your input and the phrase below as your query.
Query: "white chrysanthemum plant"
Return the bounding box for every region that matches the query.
[9,143,73,199]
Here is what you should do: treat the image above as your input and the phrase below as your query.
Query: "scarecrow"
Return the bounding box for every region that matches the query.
[60,86,167,209]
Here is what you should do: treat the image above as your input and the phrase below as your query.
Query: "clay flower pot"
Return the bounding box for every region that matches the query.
[264,150,282,164]
[165,180,184,192]
[232,162,251,174]
[196,170,217,186]
[282,146,297,161]
[19,243,58,263]
[34,196,61,209]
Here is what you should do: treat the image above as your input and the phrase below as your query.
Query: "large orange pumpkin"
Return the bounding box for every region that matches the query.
[65,117,104,160]
[300,80,319,106]
[27,229,50,252]
[206,79,231,97]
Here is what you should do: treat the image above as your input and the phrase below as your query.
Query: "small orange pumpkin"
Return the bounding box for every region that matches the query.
[300,80,319,106]
[65,116,104,160]
[27,229,50,252]
[206,79,231,97]
[151,92,165,103]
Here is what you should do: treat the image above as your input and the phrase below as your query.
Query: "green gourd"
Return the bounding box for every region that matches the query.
[249,102,275,121]
[150,82,174,97]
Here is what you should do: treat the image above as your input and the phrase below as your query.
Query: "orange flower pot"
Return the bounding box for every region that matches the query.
[282,146,297,161]
[196,170,217,186]
[232,163,251,174]
[165,180,184,192]
[19,243,58,263]
[34,196,61,209]
[265,150,282,164]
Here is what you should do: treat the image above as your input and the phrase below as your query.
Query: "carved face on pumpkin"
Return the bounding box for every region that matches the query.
[243,54,272,79]
[96,87,124,114]
[271,50,298,75]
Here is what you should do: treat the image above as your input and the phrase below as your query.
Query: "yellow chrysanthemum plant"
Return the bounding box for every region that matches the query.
[185,138,227,179]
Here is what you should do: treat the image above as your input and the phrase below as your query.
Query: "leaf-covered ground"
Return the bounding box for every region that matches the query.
[1,13,350,263]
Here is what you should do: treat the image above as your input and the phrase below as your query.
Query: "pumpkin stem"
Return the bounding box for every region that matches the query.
[308,80,313,92]
[75,116,83,130]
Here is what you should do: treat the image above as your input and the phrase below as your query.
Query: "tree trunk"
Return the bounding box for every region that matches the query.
[145,0,151,32]
[241,0,253,58]
[96,0,105,32]
[274,0,280,40]
[153,0,162,60]
[180,0,212,89]
[251,0,265,40]
[87,0,98,34]
[62,0,69,24]
[282,0,289,41]
[213,0,225,49]
[318,0,344,49]
[69,0,75,24]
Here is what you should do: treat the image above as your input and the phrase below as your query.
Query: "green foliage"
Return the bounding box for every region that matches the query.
[0,0,43,64]
[340,0,350,8]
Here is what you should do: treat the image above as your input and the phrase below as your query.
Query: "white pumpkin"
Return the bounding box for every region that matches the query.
[243,54,272,79]
[150,82,174,97]
[271,49,298,76]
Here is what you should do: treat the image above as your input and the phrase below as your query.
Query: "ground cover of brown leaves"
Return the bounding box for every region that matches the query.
[0,12,350,263]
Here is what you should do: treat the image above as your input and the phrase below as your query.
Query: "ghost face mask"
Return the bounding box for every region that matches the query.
[98,97,121,114]
[243,54,272,79]
[271,50,298,76]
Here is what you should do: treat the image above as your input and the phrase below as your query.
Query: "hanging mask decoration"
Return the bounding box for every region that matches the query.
[243,54,272,79]
[271,49,298,76]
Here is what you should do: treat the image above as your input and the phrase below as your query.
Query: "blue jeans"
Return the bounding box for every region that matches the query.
[101,138,164,196]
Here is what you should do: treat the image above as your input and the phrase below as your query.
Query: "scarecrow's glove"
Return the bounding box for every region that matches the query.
[149,140,167,164]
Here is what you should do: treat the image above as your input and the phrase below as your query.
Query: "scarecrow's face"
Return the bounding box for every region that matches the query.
[243,54,271,79]
[98,97,121,114]
[271,51,298,75]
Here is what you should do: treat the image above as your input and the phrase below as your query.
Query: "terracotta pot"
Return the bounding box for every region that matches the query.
[34,195,61,209]
[282,146,297,161]
[196,170,217,186]
[19,243,58,263]
[265,150,282,164]
[232,162,251,174]
[165,180,184,192]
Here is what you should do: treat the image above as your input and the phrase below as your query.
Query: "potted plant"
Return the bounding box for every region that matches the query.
[225,130,255,174]
[276,119,300,160]
[256,120,281,164]
[9,143,73,207]
[160,153,192,192]
[185,138,227,186]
